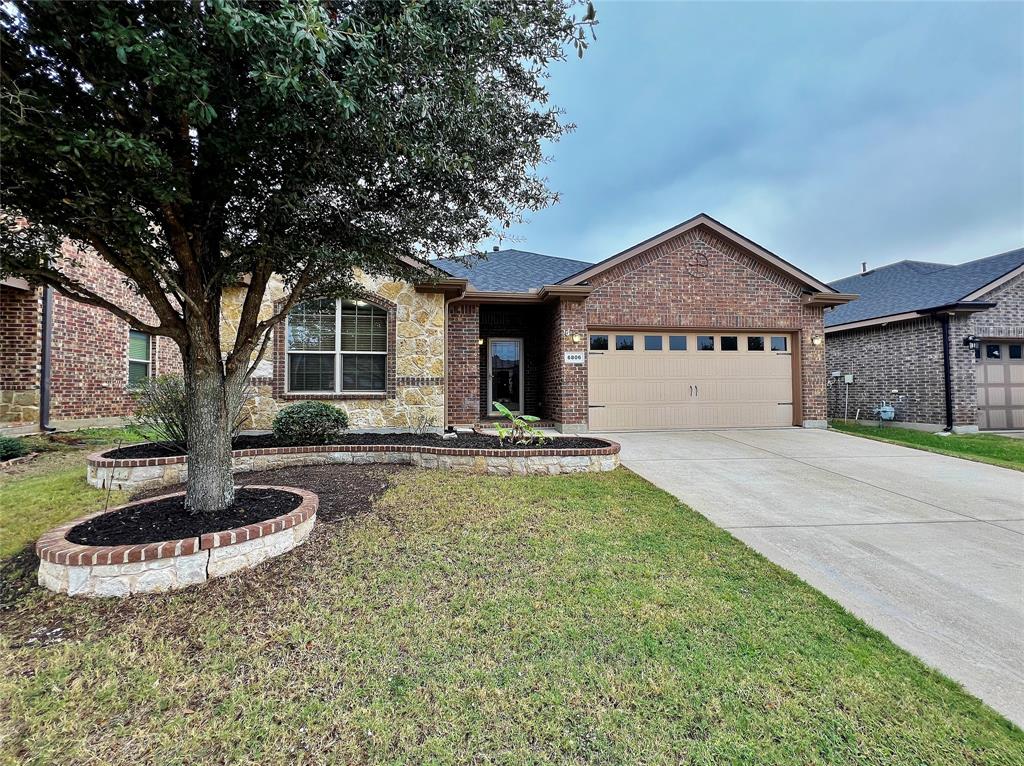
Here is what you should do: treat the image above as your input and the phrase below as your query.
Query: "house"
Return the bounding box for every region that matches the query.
[1,213,852,434]
[824,248,1024,432]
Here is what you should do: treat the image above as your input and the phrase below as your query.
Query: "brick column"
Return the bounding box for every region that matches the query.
[947,313,978,431]
[800,305,827,427]
[543,298,588,432]
[446,302,480,426]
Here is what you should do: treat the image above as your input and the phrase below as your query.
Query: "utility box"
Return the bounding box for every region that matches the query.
[843,374,854,384]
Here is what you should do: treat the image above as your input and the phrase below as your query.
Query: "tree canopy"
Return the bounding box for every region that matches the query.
[0,0,595,510]
[1,0,594,355]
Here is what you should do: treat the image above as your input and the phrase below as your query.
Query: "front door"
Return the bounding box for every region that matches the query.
[488,338,523,414]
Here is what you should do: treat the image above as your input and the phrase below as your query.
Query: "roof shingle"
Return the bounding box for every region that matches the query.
[826,247,1024,327]
[433,249,592,292]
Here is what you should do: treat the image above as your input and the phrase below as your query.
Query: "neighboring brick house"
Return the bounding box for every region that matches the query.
[1,243,182,433]
[824,248,1024,432]
[2,213,852,434]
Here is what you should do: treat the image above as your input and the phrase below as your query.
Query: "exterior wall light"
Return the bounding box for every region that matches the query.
[811,335,824,346]
[963,335,980,352]
[478,338,484,346]
[571,333,582,343]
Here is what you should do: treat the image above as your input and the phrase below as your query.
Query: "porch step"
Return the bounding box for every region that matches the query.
[475,418,557,429]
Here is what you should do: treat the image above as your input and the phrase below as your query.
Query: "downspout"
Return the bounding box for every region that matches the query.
[38,285,56,432]
[940,314,953,432]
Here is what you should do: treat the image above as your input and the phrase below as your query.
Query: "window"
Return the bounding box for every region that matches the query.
[644,335,663,351]
[286,298,387,393]
[747,336,765,351]
[669,335,687,351]
[721,336,738,351]
[128,331,152,388]
[697,335,715,351]
[771,336,788,352]
[615,335,634,351]
[589,334,609,351]
[1010,345,1022,360]
[986,344,1001,359]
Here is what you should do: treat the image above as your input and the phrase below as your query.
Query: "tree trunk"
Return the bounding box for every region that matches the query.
[183,344,236,512]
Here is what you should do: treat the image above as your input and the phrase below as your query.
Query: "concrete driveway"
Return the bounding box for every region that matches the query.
[604,428,1024,726]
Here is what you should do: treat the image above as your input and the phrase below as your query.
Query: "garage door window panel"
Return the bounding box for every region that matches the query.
[771,336,788,352]
[697,336,714,351]
[644,335,663,351]
[721,336,738,351]
[747,336,765,351]
[589,335,608,351]
[616,335,634,351]
[669,336,687,351]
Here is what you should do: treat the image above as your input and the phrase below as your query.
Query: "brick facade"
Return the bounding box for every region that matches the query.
[478,305,545,417]
[825,272,1024,430]
[446,302,480,425]
[48,243,182,425]
[583,227,827,424]
[541,299,588,427]
[1,244,182,431]
[825,318,947,426]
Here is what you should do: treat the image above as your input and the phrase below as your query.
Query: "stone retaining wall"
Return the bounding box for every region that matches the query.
[36,486,317,597]
[87,440,621,491]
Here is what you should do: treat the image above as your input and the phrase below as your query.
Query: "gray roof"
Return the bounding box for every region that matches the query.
[434,249,591,292]
[826,247,1024,327]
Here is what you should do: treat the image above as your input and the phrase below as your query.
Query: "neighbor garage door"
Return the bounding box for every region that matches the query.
[976,340,1024,430]
[587,331,795,431]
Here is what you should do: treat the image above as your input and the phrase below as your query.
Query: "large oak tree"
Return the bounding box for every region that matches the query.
[1,0,595,510]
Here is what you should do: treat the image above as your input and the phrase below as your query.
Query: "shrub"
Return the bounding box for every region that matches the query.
[0,436,29,462]
[129,374,254,449]
[272,401,349,445]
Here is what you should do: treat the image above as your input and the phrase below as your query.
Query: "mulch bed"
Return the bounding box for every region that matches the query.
[104,432,609,460]
[66,487,304,546]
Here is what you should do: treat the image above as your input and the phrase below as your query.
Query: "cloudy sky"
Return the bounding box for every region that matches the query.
[498,1,1023,282]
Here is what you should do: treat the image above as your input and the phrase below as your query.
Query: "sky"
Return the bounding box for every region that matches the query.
[494,1,1024,283]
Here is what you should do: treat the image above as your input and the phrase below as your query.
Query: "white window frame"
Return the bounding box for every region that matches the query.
[285,298,388,395]
[127,330,152,388]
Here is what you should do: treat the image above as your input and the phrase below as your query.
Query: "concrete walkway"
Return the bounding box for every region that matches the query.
[604,427,1024,726]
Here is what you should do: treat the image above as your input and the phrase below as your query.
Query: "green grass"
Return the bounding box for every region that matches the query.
[830,420,1024,471]
[0,428,138,558]
[1,464,1020,765]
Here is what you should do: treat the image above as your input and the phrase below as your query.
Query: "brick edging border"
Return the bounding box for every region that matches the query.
[36,486,318,566]
[87,439,621,468]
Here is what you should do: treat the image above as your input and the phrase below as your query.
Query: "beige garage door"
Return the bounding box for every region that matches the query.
[976,340,1024,430]
[587,331,795,431]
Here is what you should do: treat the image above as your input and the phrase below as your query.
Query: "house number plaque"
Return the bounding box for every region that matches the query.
[564,351,585,365]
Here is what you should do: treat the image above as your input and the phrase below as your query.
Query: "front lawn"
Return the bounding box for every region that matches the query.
[1,463,1020,764]
[830,420,1024,471]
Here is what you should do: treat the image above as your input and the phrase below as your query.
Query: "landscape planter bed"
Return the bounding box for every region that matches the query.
[36,486,317,597]
[87,436,621,491]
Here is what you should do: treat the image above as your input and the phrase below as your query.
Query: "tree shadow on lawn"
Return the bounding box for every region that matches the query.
[0,464,405,648]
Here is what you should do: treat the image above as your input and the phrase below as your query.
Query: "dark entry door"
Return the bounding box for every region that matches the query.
[488,338,523,414]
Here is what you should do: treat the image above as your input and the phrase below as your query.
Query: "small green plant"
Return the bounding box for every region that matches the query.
[491,402,550,446]
[0,435,30,462]
[129,375,253,449]
[272,401,350,445]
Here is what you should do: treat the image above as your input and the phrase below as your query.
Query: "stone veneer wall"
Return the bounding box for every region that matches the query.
[36,486,317,597]
[222,268,446,431]
[582,227,827,425]
[87,441,621,491]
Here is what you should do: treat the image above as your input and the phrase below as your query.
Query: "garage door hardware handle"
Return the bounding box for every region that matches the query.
[588,404,606,408]
[778,401,793,405]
